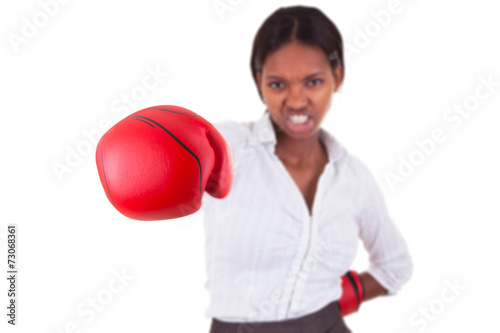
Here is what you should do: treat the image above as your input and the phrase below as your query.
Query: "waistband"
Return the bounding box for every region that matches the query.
[209,301,351,333]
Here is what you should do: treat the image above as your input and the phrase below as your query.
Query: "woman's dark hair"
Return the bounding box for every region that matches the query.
[250,6,344,100]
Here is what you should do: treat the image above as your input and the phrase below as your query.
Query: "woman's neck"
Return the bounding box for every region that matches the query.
[274,130,327,168]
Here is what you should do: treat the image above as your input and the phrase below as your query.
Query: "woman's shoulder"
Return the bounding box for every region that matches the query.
[213,119,254,147]
[340,152,386,197]
[320,129,373,183]
[322,132,377,187]
[213,119,252,137]
[213,113,273,149]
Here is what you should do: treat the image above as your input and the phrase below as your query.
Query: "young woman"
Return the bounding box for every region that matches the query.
[202,5,413,332]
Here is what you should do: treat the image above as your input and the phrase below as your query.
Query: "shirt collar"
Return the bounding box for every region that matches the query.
[249,111,347,164]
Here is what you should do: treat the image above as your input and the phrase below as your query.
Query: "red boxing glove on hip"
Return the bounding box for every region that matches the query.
[339,270,365,316]
[96,105,233,221]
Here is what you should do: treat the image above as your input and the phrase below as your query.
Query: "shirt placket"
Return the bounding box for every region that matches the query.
[271,151,331,320]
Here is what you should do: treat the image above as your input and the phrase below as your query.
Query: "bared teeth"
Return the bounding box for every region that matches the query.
[290,115,308,124]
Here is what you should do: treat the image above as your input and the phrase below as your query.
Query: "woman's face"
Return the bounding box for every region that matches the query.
[256,42,342,141]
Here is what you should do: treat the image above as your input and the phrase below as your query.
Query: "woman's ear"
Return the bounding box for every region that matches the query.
[333,65,343,92]
[255,71,265,102]
[255,71,262,90]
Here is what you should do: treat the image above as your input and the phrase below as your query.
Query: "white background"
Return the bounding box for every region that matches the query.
[1,0,499,332]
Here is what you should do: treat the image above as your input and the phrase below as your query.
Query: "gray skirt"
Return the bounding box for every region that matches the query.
[209,301,351,333]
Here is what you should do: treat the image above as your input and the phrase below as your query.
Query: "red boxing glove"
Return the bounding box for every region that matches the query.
[339,270,365,316]
[96,105,233,221]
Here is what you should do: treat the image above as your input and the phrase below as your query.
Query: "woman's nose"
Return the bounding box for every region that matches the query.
[285,85,308,110]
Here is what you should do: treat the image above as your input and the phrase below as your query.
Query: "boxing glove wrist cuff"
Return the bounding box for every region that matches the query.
[339,270,365,316]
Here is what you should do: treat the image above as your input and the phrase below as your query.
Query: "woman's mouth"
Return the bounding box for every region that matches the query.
[285,114,314,133]
[289,114,308,124]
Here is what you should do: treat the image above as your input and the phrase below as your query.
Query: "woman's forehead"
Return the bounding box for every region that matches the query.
[262,42,330,77]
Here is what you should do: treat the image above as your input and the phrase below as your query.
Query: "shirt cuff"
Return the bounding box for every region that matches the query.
[367,262,413,295]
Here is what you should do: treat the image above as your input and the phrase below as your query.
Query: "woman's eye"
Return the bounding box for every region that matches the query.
[269,82,284,89]
[308,78,323,86]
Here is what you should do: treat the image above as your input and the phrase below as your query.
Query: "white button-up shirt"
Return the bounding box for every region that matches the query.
[201,111,412,323]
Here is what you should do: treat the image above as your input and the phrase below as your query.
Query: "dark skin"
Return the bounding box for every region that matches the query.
[256,41,388,301]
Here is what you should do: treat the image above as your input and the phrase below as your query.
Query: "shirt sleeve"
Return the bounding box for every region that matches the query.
[355,158,413,295]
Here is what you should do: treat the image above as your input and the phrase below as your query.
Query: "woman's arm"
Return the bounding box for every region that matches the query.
[359,272,388,301]
[353,156,413,296]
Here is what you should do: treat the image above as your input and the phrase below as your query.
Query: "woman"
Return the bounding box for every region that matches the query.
[202,5,412,332]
